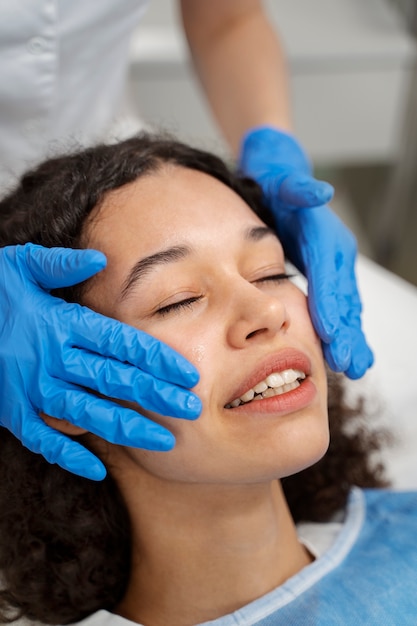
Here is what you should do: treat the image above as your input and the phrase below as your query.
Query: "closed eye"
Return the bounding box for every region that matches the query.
[155,274,293,317]
[155,296,203,317]
[254,273,294,285]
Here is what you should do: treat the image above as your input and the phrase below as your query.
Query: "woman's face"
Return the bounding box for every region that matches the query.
[83,165,329,484]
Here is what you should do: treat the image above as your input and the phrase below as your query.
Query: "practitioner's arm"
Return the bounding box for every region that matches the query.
[0,245,201,480]
[180,0,291,152]
[180,0,373,377]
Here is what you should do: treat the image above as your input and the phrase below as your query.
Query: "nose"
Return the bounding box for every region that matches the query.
[226,281,290,349]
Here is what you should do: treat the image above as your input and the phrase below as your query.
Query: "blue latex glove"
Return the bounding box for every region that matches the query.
[0,244,201,480]
[239,126,373,379]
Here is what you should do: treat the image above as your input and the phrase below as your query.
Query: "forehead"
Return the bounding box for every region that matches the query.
[84,165,265,256]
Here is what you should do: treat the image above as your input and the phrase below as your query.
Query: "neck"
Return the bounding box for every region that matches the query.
[114,469,312,626]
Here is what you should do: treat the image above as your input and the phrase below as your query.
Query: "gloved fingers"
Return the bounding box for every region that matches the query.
[322,322,352,373]
[40,382,176,450]
[344,329,374,379]
[277,174,334,208]
[69,305,200,388]
[302,207,358,343]
[20,243,107,289]
[323,319,373,378]
[305,250,340,343]
[319,263,355,372]
[302,218,370,374]
[19,410,107,480]
[239,126,312,174]
[322,274,373,377]
[338,271,374,379]
[291,205,371,376]
[61,347,202,418]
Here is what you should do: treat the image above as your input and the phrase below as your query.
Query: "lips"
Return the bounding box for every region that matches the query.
[224,348,312,409]
[225,369,306,408]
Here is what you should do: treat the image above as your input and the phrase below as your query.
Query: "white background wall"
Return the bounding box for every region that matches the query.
[129,0,417,164]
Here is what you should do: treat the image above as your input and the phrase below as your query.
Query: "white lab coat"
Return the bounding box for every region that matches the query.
[0,0,149,190]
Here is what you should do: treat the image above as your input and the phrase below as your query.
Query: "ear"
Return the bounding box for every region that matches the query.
[41,412,88,436]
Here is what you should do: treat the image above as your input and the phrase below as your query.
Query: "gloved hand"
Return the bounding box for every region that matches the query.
[238,126,373,379]
[0,244,201,480]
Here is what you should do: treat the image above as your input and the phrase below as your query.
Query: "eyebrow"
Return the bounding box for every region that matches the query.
[120,245,191,300]
[119,225,277,301]
[244,225,276,242]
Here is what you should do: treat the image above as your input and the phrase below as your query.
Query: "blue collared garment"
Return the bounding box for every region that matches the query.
[70,488,417,626]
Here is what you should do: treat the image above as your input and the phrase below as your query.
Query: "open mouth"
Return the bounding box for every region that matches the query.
[225,369,306,409]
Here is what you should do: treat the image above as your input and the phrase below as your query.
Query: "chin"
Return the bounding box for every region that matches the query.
[281,431,330,479]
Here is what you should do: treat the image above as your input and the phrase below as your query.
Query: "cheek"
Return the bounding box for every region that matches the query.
[290,293,321,343]
[118,319,219,420]
[106,329,223,480]
[146,320,220,395]
[110,399,225,484]
[190,343,207,364]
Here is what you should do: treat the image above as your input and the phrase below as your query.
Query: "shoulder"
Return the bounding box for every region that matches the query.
[348,488,417,566]
[362,486,417,508]
[361,487,417,524]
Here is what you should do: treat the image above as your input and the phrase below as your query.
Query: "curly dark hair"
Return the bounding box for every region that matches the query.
[0,133,389,624]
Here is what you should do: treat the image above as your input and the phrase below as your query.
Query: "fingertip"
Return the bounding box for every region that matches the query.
[138,431,176,452]
[79,249,107,270]
[28,245,108,289]
[142,339,200,389]
[61,453,107,481]
[312,181,334,205]
[118,413,177,451]
[66,248,107,278]
[280,176,334,208]
[157,433,176,451]
[313,314,338,344]
[344,366,362,381]
[182,364,200,388]
[345,346,375,380]
[336,343,352,370]
[81,460,107,481]
[323,337,352,373]
[153,390,202,421]
[184,393,202,420]
[172,355,200,388]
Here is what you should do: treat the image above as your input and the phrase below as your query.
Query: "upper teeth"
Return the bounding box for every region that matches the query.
[226,369,306,408]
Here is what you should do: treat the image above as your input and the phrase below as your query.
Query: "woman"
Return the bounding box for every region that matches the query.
[0,135,414,626]
[0,0,370,484]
